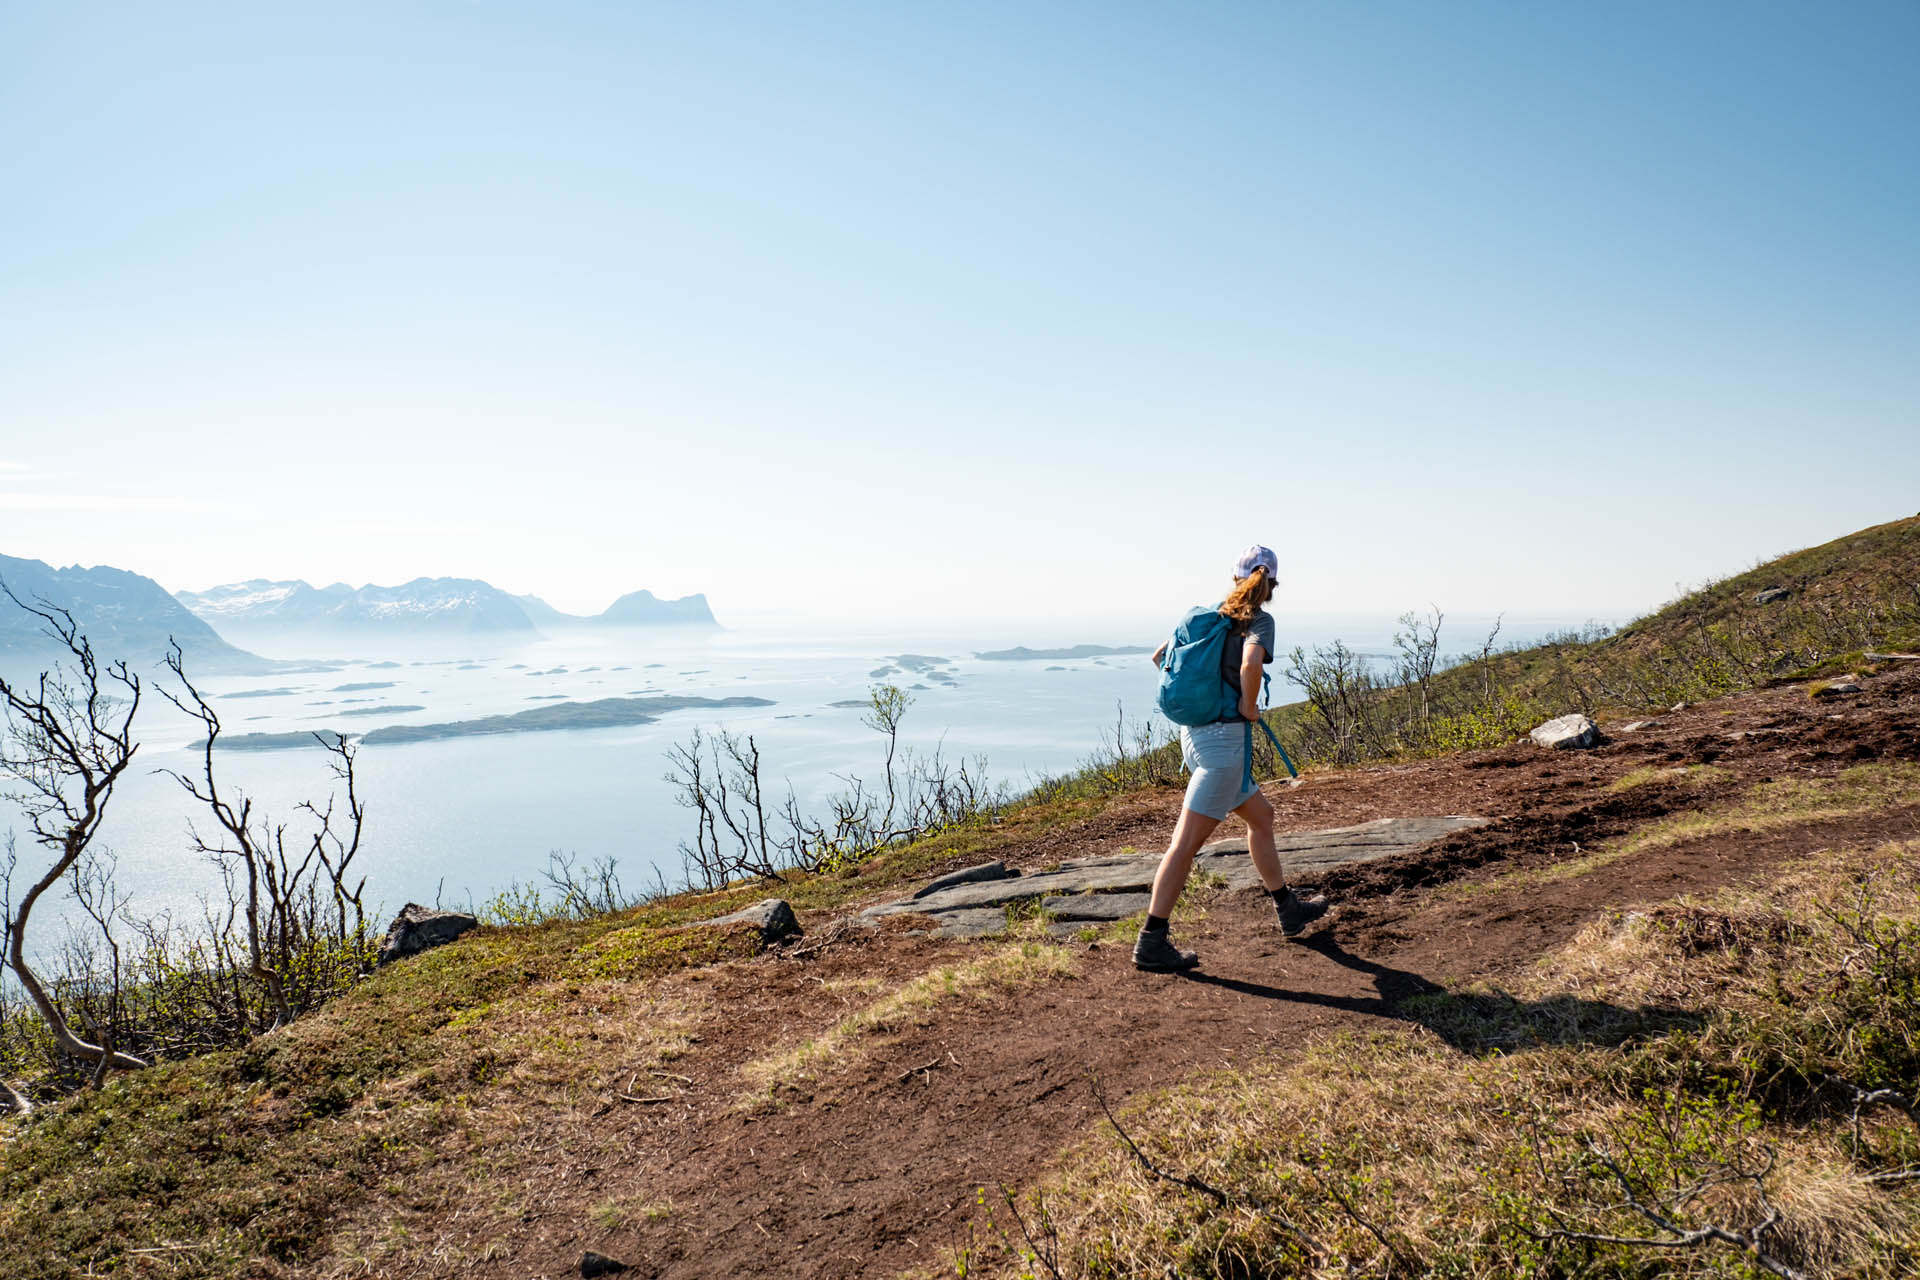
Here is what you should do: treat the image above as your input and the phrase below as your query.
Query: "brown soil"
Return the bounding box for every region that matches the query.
[325,667,1920,1279]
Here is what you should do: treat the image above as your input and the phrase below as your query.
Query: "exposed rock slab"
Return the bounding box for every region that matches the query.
[865,816,1486,939]
[1042,891,1153,921]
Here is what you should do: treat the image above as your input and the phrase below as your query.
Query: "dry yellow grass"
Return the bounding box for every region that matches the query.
[739,939,1080,1103]
[1605,762,1729,793]
[971,840,1920,1279]
[1465,760,1920,896]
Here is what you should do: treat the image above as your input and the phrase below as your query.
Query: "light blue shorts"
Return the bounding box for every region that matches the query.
[1180,721,1258,819]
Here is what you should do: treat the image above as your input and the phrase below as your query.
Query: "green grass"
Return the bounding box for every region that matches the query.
[1263,514,1920,770]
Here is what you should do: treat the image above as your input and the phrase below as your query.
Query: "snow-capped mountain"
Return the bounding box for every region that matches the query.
[178,579,718,632]
[176,578,537,632]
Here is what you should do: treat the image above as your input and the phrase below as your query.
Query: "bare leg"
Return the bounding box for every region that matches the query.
[1148,806,1223,919]
[1234,789,1287,892]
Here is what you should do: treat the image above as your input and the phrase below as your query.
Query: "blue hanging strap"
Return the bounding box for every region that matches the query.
[1257,717,1300,779]
[1246,667,1299,782]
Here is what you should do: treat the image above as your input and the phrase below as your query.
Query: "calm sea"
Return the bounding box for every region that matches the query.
[5,613,1601,943]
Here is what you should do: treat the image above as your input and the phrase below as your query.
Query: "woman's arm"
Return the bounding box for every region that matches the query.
[1238,640,1264,721]
[1152,640,1168,665]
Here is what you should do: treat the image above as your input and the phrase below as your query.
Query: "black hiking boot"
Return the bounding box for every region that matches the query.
[1132,928,1200,972]
[1275,889,1330,939]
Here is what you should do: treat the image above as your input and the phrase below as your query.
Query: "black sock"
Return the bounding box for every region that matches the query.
[1144,914,1170,933]
[1269,887,1292,906]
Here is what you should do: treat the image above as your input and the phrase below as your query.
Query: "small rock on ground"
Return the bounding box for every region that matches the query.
[377,904,478,965]
[1754,587,1791,604]
[698,898,801,944]
[912,861,1015,898]
[580,1252,629,1277]
[1530,713,1599,750]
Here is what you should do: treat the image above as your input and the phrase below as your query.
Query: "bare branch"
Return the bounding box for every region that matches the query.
[1544,1141,1808,1280]
[0,581,148,1074]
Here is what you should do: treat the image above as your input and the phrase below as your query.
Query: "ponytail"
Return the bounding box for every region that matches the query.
[1220,566,1273,624]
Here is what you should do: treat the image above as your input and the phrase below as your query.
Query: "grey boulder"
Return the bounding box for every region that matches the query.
[1754,587,1791,604]
[699,898,801,944]
[1530,714,1599,750]
[377,903,478,965]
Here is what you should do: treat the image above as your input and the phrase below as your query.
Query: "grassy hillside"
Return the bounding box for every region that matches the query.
[0,796,1113,1278]
[1267,514,1920,768]
[3,515,1918,1278]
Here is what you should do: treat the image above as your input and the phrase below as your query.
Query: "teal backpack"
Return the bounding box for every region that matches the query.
[1156,605,1301,781]
[1154,605,1241,726]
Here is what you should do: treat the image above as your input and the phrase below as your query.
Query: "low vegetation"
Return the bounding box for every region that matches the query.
[971,840,1920,1279]
[739,936,1079,1105]
[3,516,1918,1278]
[0,767,1118,1278]
[1456,761,1920,896]
[1271,514,1920,769]
[1024,517,1920,791]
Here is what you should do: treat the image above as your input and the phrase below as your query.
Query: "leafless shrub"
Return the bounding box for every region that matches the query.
[668,684,1003,889]
[155,643,373,1032]
[0,586,149,1088]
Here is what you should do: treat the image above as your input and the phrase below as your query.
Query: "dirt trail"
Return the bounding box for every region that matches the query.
[334,669,1920,1280]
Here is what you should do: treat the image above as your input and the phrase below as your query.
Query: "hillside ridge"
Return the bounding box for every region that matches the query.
[4,516,1919,1278]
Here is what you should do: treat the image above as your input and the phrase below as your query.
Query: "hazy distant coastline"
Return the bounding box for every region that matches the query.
[178,577,717,634]
[975,644,1151,661]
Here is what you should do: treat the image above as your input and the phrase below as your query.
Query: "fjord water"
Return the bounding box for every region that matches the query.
[7,614,1595,938]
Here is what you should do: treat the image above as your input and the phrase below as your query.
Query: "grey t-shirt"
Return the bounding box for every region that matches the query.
[1221,609,1276,720]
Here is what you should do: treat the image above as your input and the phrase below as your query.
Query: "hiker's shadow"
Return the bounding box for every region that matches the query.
[1176,928,1703,1055]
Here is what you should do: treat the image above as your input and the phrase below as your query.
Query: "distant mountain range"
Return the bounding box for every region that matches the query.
[0,554,273,673]
[175,578,716,632]
[513,589,717,628]
[0,555,719,673]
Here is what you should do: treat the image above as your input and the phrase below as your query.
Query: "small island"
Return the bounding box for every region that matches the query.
[201,694,774,750]
[974,644,1152,661]
[359,695,774,744]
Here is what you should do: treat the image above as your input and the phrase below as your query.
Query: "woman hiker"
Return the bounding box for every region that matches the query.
[1134,545,1330,972]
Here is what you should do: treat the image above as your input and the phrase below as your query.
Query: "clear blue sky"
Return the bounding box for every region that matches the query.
[3,2,1915,626]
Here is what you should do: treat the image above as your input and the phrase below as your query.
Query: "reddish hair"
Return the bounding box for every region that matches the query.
[1220,566,1273,624]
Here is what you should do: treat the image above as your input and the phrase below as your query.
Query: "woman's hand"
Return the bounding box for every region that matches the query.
[1238,697,1261,723]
